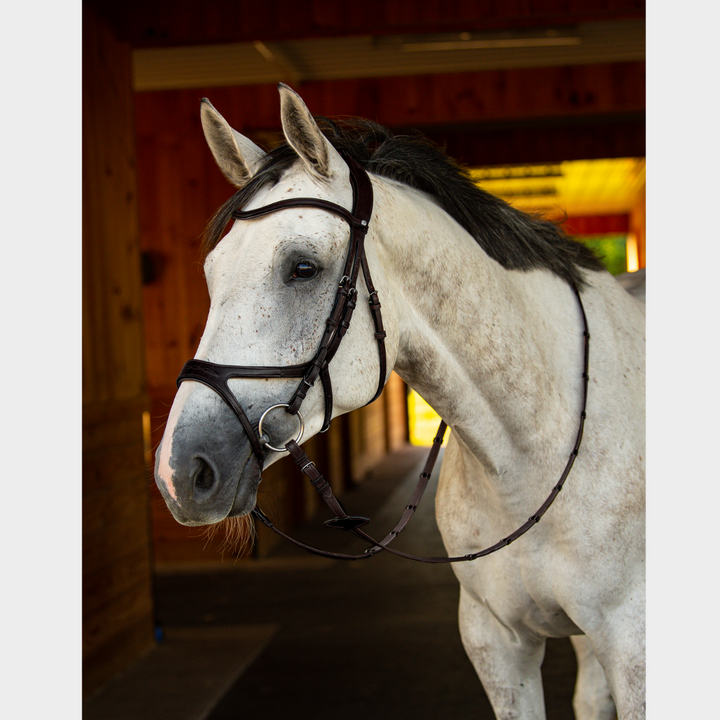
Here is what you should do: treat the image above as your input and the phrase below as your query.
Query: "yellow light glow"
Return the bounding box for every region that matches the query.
[408,390,448,446]
[626,233,639,273]
[469,158,646,217]
[142,411,152,466]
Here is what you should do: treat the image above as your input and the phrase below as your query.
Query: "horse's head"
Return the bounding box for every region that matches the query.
[154,85,396,526]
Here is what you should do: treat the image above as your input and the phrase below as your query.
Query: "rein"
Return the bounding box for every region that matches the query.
[177,154,590,563]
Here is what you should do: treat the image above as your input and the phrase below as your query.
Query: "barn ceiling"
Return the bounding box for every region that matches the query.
[133,18,644,91]
[127,4,645,220]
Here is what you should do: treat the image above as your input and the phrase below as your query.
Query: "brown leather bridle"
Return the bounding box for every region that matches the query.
[177,154,384,460]
[176,153,591,563]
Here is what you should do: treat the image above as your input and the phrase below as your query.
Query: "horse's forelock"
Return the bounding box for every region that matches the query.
[201,144,300,259]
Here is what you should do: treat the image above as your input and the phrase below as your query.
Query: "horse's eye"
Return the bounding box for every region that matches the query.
[292,260,318,280]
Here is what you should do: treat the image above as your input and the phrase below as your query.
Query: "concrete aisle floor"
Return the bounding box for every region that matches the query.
[85,445,578,720]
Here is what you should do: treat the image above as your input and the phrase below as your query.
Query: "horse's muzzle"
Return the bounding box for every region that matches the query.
[154,418,263,526]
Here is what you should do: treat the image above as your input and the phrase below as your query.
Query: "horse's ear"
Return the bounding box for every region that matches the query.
[200,98,265,188]
[278,83,344,181]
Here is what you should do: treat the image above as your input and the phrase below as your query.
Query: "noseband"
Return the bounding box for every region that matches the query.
[176,153,591,563]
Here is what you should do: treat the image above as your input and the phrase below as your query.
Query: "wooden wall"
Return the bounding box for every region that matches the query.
[82,6,154,697]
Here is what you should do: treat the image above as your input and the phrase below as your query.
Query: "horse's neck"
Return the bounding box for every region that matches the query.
[374,180,586,482]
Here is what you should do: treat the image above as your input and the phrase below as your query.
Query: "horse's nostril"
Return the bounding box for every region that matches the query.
[193,457,216,493]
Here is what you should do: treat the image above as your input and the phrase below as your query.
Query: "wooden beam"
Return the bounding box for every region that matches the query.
[91,0,645,48]
[136,61,644,130]
[136,61,644,165]
[562,215,630,236]
[287,62,646,129]
[423,114,646,166]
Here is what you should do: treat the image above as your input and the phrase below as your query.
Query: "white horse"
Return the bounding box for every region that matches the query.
[155,84,645,720]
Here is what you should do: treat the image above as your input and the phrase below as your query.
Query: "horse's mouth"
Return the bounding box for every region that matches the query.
[227,453,263,518]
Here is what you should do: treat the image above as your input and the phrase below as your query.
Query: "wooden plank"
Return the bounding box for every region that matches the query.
[385,372,409,451]
[83,443,149,508]
[427,114,645,166]
[563,214,630,236]
[83,437,155,692]
[137,111,217,390]
[325,413,352,496]
[350,399,388,482]
[83,547,154,623]
[83,398,148,457]
[293,62,646,127]
[83,13,146,404]
[83,584,153,662]
[83,460,150,553]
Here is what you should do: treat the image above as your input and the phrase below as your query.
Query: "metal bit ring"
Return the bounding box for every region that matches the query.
[257,404,305,453]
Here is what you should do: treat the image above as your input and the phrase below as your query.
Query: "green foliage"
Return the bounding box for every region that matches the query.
[580,235,627,276]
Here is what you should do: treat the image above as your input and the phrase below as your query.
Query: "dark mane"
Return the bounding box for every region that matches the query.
[203,118,604,287]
